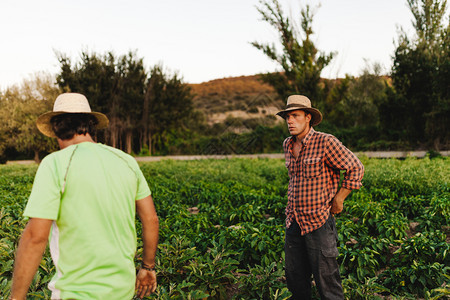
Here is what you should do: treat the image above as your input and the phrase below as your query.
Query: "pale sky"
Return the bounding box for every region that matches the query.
[0,0,415,90]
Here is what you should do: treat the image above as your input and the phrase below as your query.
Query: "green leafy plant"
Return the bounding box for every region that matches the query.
[1,157,449,299]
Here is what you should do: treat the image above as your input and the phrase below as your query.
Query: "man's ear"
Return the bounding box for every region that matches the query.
[306,112,312,122]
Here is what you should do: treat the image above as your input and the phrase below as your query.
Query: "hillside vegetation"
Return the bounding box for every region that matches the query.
[189,75,282,126]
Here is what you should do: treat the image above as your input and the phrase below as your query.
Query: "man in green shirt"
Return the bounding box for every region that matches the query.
[11,93,159,299]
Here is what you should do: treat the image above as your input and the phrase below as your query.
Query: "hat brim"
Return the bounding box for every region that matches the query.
[36,111,109,138]
[276,107,323,127]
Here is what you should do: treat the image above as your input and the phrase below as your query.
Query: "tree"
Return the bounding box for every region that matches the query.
[327,62,387,129]
[56,50,147,153]
[387,0,449,148]
[144,65,195,155]
[114,53,148,153]
[252,0,335,106]
[56,50,197,155]
[0,73,59,162]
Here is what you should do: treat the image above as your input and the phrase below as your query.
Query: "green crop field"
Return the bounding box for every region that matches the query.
[1,157,449,299]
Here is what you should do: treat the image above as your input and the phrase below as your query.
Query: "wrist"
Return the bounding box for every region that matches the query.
[141,262,156,272]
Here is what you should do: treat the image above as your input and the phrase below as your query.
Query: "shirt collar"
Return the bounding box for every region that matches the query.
[302,128,315,146]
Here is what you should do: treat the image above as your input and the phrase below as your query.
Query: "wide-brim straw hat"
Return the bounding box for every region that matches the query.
[276,95,323,127]
[36,93,109,138]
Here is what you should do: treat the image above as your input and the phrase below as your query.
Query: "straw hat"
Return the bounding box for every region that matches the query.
[276,95,323,126]
[36,93,109,138]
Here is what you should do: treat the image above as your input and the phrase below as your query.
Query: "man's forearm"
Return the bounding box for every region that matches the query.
[141,217,159,267]
[335,187,352,203]
[136,195,159,267]
[11,221,50,299]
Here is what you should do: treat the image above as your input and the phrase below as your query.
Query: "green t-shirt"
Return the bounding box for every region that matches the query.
[24,142,151,299]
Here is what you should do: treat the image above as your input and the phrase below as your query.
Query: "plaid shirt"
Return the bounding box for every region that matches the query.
[283,128,364,235]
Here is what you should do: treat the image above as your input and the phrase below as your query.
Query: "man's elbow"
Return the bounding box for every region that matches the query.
[21,219,52,246]
[21,228,49,247]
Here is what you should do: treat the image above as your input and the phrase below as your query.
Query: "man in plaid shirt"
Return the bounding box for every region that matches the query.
[277,95,364,299]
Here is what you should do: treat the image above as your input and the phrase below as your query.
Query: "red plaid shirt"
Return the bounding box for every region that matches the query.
[283,128,364,235]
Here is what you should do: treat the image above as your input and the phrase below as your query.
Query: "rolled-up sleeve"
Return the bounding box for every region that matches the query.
[325,136,364,190]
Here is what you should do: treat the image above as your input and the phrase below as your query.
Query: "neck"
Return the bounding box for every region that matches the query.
[294,126,311,142]
[57,134,95,149]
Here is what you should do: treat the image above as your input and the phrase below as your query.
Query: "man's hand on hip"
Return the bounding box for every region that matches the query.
[330,188,352,215]
[331,197,344,215]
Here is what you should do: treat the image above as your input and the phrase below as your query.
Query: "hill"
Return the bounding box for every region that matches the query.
[188,75,283,127]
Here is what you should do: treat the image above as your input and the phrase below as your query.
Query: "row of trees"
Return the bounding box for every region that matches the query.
[389,0,449,147]
[0,0,448,162]
[0,52,206,162]
[253,0,449,149]
[56,51,203,154]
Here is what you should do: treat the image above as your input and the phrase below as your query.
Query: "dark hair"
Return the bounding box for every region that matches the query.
[50,113,98,140]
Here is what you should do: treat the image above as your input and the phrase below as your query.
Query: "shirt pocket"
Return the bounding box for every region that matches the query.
[302,157,323,178]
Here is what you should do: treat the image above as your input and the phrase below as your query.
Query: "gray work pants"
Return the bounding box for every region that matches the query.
[285,216,344,300]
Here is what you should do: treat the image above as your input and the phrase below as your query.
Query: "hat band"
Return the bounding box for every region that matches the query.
[286,104,309,109]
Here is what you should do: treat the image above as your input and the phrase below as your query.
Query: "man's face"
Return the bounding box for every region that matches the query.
[285,110,311,138]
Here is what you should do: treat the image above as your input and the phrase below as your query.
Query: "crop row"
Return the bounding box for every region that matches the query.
[0,157,449,299]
